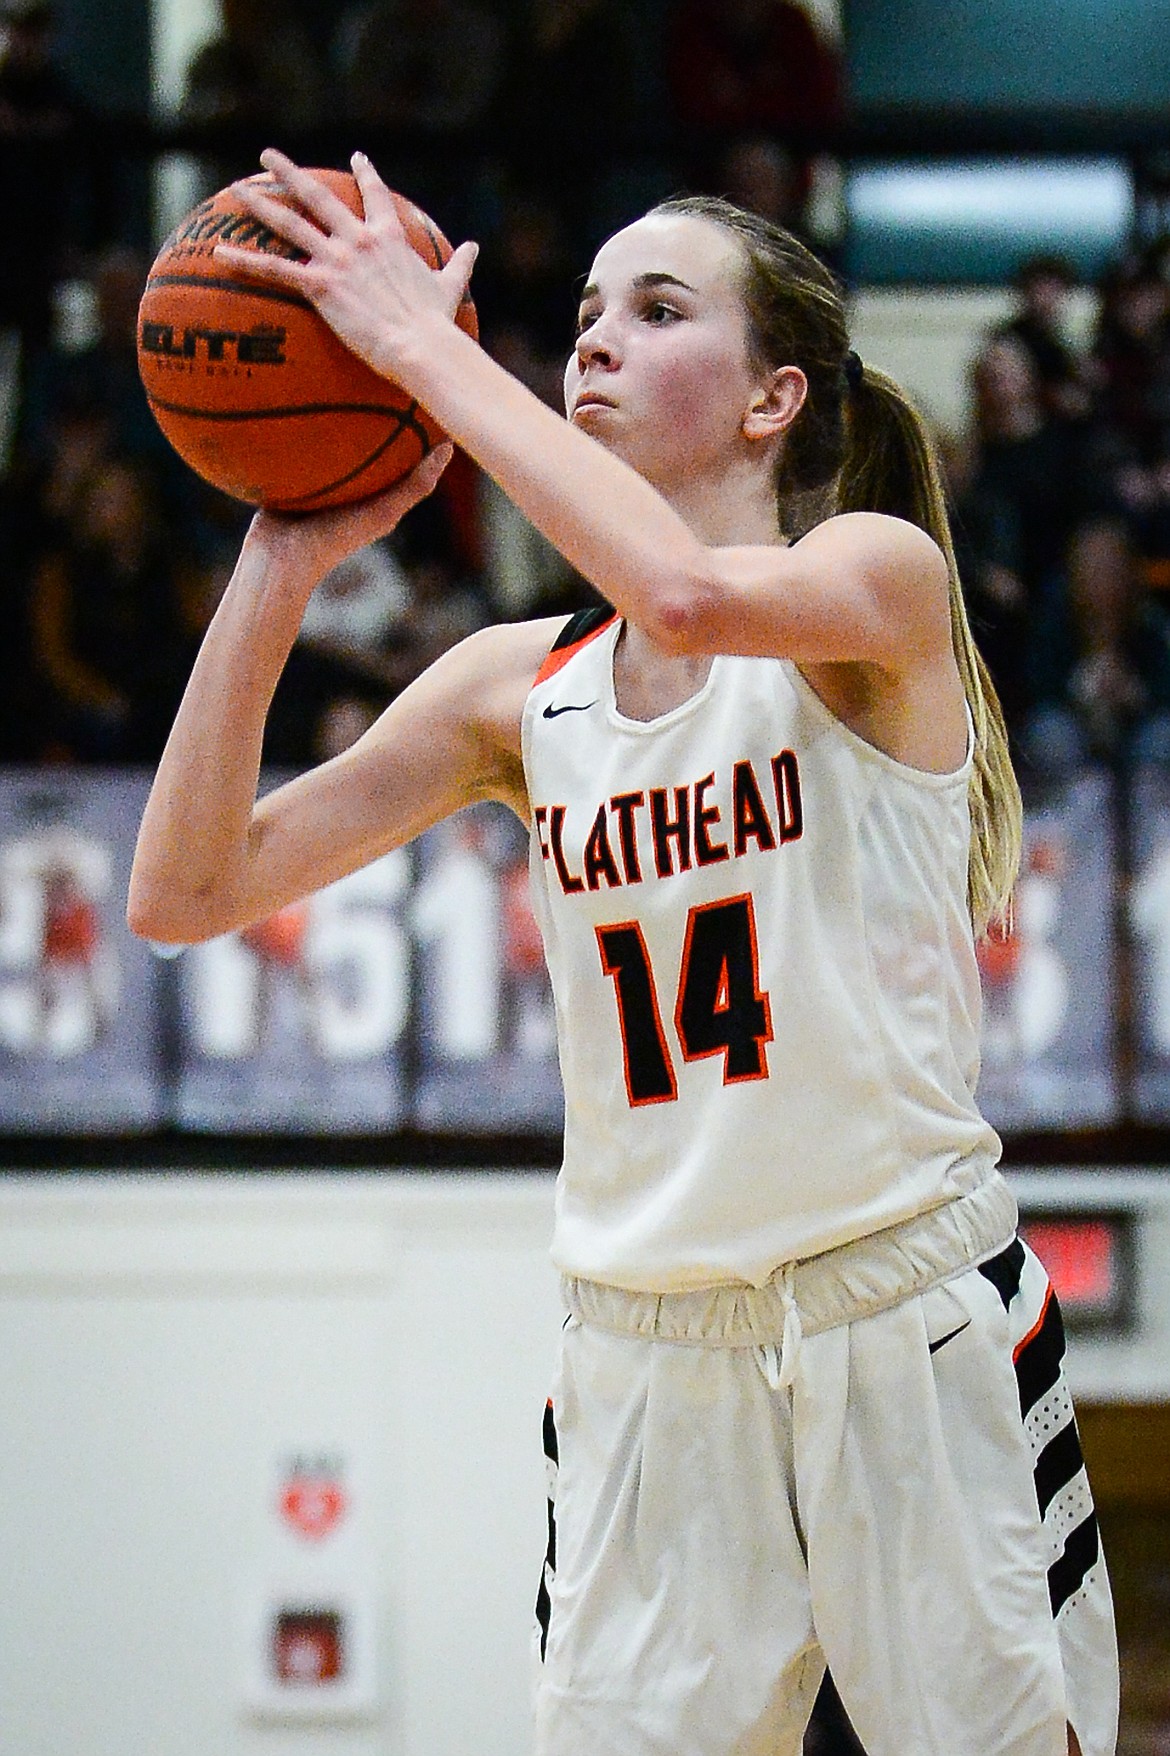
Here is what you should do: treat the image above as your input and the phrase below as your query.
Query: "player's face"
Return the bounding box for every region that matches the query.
[565,214,766,491]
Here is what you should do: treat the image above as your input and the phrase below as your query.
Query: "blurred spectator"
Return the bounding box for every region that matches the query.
[503,0,636,157]
[28,453,194,762]
[1091,245,1170,466]
[179,0,326,199]
[480,465,590,620]
[264,539,408,768]
[335,0,504,133]
[332,0,506,238]
[951,335,1089,761]
[474,190,575,378]
[265,535,489,768]
[469,192,597,619]
[0,472,43,758]
[500,0,641,241]
[1065,517,1155,760]
[0,373,113,761]
[181,0,325,137]
[1063,243,1170,758]
[17,248,180,488]
[666,0,841,187]
[298,541,413,674]
[711,133,815,240]
[0,0,94,359]
[995,254,1093,425]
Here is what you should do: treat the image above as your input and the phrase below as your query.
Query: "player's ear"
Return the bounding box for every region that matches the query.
[742,365,807,442]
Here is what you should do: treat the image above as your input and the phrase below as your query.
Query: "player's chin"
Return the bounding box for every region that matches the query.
[570,400,620,430]
[570,406,632,460]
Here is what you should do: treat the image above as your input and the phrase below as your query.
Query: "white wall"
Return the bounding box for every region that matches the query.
[1,1165,1166,1756]
[0,1171,562,1756]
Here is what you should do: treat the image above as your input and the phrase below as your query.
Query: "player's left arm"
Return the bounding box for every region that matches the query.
[217,151,948,678]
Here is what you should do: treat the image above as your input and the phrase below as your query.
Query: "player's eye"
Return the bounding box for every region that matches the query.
[644,301,681,325]
[575,309,600,337]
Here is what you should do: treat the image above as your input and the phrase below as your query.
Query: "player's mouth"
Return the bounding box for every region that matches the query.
[573,392,616,414]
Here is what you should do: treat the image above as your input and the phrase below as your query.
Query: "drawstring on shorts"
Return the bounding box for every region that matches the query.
[559,1176,1019,1376]
[755,1264,803,1389]
[777,1262,803,1387]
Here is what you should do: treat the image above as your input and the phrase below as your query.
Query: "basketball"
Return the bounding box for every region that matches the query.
[136,170,478,512]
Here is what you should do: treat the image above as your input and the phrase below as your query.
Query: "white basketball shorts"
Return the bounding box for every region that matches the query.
[532,1235,1118,1756]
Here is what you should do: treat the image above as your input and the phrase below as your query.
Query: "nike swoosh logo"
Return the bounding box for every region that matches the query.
[542,700,598,719]
[928,1319,972,1355]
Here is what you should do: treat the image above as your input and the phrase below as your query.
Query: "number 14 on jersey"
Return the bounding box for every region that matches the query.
[597,893,773,1106]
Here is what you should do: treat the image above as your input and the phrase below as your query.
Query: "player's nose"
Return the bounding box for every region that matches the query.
[575,313,620,369]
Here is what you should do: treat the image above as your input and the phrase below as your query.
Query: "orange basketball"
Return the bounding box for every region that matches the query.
[136,170,477,511]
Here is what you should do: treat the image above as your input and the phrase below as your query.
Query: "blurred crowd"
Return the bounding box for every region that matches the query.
[0,0,844,771]
[3,0,1170,796]
[953,243,1170,783]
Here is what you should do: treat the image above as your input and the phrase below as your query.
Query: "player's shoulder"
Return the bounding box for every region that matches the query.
[796,510,948,583]
[416,613,601,755]
[429,613,568,685]
[443,605,617,692]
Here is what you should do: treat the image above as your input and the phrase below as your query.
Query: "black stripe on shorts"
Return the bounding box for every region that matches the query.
[1049,1511,1100,1615]
[1015,1291,1067,1421]
[977,1237,1025,1311]
[977,1239,1101,1618]
[1035,1420,1085,1519]
[535,1398,558,1661]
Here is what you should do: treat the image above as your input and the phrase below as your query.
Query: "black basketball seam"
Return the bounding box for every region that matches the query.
[143,274,316,311]
[417,215,447,272]
[145,396,412,422]
[272,399,433,508]
[415,215,475,324]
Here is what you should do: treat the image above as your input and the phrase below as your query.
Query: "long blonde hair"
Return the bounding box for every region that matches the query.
[651,195,1022,935]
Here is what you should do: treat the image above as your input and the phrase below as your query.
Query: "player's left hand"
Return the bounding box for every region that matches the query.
[213,148,478,385]
[247,441,455,588]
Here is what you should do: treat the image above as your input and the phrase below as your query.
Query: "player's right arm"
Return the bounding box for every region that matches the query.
[127,468,559,946]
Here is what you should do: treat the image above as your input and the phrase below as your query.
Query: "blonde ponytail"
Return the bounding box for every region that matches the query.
[838,365,1022,935]
[649,196,1022,934]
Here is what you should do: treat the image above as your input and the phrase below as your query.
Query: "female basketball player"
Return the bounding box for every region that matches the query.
[128,149,1117,1756]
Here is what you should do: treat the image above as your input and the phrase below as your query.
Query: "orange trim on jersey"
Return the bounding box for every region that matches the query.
[1013,1281,1054,1362]
[532,612,619,688]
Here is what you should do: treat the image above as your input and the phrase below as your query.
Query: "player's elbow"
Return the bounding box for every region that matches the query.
[126,868,227,946]
[639,561,725,658]
[126,893,177,945]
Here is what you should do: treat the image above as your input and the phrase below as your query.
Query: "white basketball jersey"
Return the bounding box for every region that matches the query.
[522,609,1003,1291]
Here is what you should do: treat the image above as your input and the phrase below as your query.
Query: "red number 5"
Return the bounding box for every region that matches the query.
[596,894,773,1107]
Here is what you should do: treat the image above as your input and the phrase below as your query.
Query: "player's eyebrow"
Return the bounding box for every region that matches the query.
[578,272,700,303]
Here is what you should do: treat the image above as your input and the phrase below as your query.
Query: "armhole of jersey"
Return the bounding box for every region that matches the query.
[531,604,618,689]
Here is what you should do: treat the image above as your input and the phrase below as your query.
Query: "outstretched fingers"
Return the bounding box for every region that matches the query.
[212,149,362,290]
[258,147,359,235]
[225,179,324,258]
[441,240,480,310]
[350,150,478,317]
[350,151,405,236]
